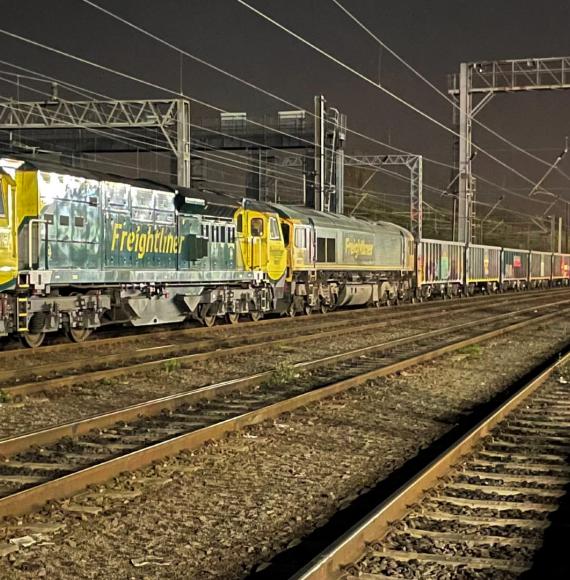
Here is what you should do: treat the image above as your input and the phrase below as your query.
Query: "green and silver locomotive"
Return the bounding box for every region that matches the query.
[0,160,280,346]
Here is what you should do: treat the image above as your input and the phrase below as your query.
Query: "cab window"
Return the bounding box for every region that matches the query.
[251,218,264,237]
[0,191,5,216]
[269,217,281,240]
[236,214,243,234]
[295,227,307,249]
[281,222,291,246]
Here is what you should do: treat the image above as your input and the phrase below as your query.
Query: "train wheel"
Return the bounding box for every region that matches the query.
[286,304,297,317]
[68,327,93,343]
[320,303,329,314]
[202,314,216,327]
[199,305,216,327]
[249,311,263,322]
[21,332,45,348]
[226,313,239,325]
[304,304,312,316]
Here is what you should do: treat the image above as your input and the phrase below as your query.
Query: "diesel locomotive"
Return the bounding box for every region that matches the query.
[0,159,414,346]
[0,158,568,347]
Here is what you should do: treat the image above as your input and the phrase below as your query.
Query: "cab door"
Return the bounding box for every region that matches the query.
[0,170,17,291]
[235,208,287,281]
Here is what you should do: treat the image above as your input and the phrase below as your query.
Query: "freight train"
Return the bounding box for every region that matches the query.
[0,159,568,347]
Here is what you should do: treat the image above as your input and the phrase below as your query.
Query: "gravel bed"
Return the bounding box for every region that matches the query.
[0,305,529,439]
[422,501,550,521]
[349,554,518,579]
[403,516,543,539]
[385,531,534,560]
[0,321,422,439]
[0,317,567,578]
[354,369,570,579]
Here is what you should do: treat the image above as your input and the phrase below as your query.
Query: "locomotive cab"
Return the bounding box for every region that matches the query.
[235,204,287,282]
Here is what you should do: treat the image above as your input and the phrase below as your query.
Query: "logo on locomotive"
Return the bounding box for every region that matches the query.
[344,237,374,259]
[111,223,185,259]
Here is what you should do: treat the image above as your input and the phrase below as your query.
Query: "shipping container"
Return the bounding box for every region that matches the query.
[529,251,552,281]
[552,253,570,280]
[467,244,501,283]
[417,239,464,286]
[501,248,530,283]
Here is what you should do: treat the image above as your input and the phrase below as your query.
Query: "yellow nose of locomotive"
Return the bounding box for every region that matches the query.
[0,168,17,292]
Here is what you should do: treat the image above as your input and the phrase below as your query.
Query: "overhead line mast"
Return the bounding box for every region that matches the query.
[449,57,570,244]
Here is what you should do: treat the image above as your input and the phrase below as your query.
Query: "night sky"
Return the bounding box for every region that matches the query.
[1,0,570,227]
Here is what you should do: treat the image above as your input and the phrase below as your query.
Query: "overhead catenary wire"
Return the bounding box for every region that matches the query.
[0,83,530,246]
[0,51,448,208]
[234,0,561,197]
[0,70,312,180]
[0,24,552,238]
[3,100,529,231]
[0,85,528,231]
[0,84,413,206]
[0,56,547,212]
[0,75,312,188]
[70,1,550,208]
[0,84,423,210]
[329,0,570,185]
[75,0,451,168]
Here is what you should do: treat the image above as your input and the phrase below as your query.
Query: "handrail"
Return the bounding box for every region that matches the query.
[27,218,48,270]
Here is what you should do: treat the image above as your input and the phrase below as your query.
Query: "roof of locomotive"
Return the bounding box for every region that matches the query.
[14,158,242,215]
[17,158,172,191]
[267,202,414,239]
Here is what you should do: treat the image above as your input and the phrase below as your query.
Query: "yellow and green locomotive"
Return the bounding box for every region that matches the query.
[269,204,415,314]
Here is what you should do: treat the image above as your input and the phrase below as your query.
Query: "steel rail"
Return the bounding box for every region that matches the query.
[2,302,564,456]
[1,287,567,358]
[4,294,570,399]
[293,352,570,580]
[0,307,565,520]
[1,290,562,387]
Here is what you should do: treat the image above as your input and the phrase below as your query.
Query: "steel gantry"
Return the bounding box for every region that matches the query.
[0,93,347,213]
[0,98,192,187]
[345,154,423,240]
[448,56,570,244]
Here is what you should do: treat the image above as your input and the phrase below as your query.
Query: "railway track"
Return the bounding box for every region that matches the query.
[0,300,567,521]
[0,287,567,361]
[293,350,570,579]
[3,290,570,398]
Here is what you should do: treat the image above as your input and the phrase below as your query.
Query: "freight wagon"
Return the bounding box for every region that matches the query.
[415,239,570,296]
[529,251,552,288]
[552,253,570,282]
[467,244,501,293]
[501,248,530,289]
[416,239,464,297]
